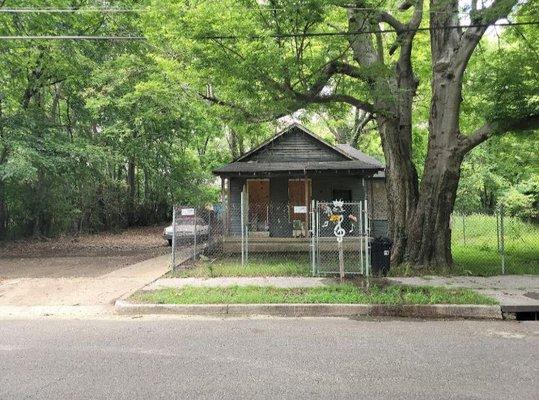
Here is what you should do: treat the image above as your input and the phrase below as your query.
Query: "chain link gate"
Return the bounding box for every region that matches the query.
[311,200,371,277]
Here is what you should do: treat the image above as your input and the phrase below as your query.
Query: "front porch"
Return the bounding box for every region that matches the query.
[222,234,365,253]
[222,174,373,238]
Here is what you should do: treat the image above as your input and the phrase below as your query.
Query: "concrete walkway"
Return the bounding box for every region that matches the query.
[388,275,539,310]
[144,276,335,290]
[0,254,171,317]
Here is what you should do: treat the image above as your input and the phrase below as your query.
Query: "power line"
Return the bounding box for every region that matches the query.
[0,35,145,40]
[194,21,539,40]
[0,21,536,41]
[0,6,501,16]
[0,8,143,13]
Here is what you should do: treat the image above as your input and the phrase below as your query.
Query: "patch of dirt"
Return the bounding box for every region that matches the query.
[0,225,168,258]
[0,225,171,279]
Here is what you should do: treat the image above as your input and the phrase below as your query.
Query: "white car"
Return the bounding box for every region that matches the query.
[163,216,210,246]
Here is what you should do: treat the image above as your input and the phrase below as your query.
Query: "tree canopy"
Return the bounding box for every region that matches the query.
[0,0,537,263]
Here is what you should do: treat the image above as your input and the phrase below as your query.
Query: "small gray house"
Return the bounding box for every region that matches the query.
[213,123,388,251]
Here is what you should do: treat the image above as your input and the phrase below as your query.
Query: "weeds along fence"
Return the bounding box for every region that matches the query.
[451,206,539,275]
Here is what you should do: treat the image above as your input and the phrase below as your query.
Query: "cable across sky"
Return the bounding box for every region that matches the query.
[0,20,536,40]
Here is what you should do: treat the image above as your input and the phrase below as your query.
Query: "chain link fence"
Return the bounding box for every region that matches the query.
[169,202,537,276]
[170,199,372,277]
[451,206,539,275]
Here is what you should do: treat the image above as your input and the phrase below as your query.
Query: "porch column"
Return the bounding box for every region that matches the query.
[304,176,309,236]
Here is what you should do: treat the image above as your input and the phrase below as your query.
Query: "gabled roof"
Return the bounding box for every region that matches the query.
[213,123,385,176]
[234,122,354,162]
[335,144,384,168]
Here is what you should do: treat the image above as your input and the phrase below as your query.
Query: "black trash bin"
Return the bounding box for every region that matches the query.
[371,237,392,276]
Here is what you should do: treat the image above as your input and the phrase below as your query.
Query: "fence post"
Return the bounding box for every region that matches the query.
[193,207,197,263]
[310,200,316,276]
[499,204,506,275]
[359,202,364,275]
[171,205,176,271]
[496,209,500,252]
[240,190,245,268]
[462,214,466,245]
[364,199,370,277]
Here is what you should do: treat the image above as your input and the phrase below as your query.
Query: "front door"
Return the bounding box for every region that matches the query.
[247,179,269,233]
[288,179,311,237]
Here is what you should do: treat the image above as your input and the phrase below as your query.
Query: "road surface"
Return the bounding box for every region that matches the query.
[0,317,537,399]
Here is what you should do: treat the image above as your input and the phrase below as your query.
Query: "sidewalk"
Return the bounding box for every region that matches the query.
[388,275,539,312]
[143,276,334,290]
[0,254,171,317]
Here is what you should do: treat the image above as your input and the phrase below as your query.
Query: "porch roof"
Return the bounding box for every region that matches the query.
[213,159,383,175]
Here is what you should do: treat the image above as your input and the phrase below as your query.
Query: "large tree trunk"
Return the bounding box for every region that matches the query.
[347,5,421,265]
[402,0,474,268]
[378,117,419,265]
[407,150,463,267]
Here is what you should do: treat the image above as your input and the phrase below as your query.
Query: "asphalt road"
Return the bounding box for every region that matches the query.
[0,318,537,399]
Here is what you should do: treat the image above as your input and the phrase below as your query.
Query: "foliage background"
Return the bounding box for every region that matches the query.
[0,0,537,240]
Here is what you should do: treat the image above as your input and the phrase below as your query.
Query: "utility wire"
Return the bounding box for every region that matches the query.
[0,8,143,13]
[0,6,502,15]
[196,21,538,40]
[0,21,536,41]
[0,35,146,40]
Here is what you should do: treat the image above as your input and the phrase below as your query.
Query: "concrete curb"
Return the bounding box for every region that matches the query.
[115,300,502,319]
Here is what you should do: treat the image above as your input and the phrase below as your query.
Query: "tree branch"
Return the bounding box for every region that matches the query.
[454,0,517,75]
[292,91,375,114]
[377,12,405,33]
[460,113,539,153]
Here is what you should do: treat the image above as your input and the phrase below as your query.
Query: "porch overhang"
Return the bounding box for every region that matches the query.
[213,161,383,178]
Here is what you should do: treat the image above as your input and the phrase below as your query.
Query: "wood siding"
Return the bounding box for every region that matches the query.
[242,127,349,163]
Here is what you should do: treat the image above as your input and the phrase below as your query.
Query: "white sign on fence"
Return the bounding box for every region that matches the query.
[293,206,307,214]
[181,208,195,216]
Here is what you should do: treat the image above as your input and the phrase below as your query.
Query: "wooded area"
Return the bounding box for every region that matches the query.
[0,0,537,271]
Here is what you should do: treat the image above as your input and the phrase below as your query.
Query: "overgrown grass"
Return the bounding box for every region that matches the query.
[168,254,311,278]
[451,213,538,276]
[131,283,497,305]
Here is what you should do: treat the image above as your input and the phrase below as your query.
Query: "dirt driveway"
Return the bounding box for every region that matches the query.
[0,226,169,279]
[0,226,172,311]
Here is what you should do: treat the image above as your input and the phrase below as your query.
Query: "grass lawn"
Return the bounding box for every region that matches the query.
[450,214,538,276]
[168,254,311,278]
[131,283,497,305]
